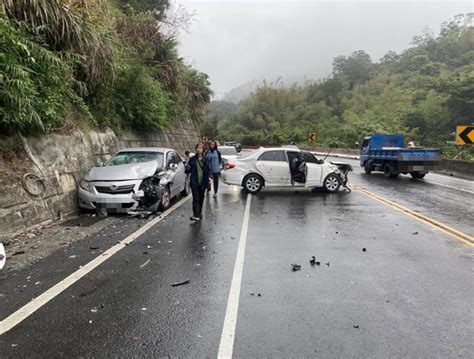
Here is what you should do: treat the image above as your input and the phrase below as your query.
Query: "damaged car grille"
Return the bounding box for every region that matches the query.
[95,184,135,194]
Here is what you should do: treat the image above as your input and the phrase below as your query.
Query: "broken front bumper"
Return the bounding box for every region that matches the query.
[78,180,144,213]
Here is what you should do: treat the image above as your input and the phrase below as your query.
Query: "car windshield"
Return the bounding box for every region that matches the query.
[106,151,164,167]
[220,147,238,156]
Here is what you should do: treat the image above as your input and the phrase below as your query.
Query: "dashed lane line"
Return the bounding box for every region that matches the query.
[218,193,252,359]
[0,196,190,336]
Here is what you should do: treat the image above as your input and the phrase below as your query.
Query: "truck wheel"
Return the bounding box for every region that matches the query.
[410,172,426,179]
[383,163,398,179]
[243,174,263,194]
[364,162,372,174]
[323,174,341,192]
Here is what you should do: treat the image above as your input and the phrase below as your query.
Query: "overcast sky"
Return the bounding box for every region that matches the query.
[178,0,473,96]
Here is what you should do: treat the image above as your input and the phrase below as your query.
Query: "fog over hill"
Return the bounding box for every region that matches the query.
[179,0,472,96]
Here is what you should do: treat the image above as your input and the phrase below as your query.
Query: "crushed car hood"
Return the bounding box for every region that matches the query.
[88,161,159,181]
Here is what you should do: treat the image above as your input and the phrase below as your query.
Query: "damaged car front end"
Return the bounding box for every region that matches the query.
[78,149,174,214]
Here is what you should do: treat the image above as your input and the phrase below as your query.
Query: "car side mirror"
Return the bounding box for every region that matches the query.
[169,163,178,171]
[319,159,324,164]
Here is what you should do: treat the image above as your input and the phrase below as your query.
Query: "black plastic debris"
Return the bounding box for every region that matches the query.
[12,251,25,256]
[291,264,301,271]
[412,232,419,235]
[89,245,100,250]
[353,325,359,329]
[325,262,330,267]
[310,256,316,266]
[362,248,367,252]
[257,293,261,297]
[171,280,190,287]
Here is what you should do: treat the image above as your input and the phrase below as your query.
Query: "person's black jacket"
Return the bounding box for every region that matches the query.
[185,155,211,189]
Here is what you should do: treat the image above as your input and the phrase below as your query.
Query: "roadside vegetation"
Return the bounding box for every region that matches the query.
[0,0,211,135]
[208,14,473,160]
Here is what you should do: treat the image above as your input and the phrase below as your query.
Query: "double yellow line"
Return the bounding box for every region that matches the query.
[353,185,474,247]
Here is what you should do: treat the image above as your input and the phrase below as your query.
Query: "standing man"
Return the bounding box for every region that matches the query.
[185,143,210,221]
[205,140,222,198]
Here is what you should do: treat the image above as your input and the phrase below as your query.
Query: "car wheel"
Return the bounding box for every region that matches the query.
[159,186,171,210]
[243,174,263,194]
[181,177,190,196]
[364,161,372,174]
[384,163,398,179]
[410,172,426,179]
[323,174,341,193]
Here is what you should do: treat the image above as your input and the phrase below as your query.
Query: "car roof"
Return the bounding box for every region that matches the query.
[260,147,302,152]
[116,147,171,153]
[220,145,237,149]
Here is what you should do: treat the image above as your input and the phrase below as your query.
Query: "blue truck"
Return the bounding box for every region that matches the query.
[360,134,440,179]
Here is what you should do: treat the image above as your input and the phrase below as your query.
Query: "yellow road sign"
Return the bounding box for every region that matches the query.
[308,133,316,142]
[456,126,474,145]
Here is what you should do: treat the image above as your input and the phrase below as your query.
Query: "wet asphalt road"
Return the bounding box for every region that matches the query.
[0,158,473,358]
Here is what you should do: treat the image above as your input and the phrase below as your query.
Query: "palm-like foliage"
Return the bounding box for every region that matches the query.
[2,0,115,92]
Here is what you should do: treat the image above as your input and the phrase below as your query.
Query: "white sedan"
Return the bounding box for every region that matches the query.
[221,147,351,194]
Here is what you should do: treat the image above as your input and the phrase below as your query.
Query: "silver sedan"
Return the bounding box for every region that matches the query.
[78,148,189,213]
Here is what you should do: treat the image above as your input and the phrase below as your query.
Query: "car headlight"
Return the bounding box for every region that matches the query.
[80,180,93,193]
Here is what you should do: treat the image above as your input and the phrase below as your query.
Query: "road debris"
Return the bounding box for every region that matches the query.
[362,248,367,252]
[325,262,330,266]
[69,255,77,259]
[140,259,151,268]
[310,256,316,265]
[89,245,100,250]
[12,251,25,256]
[412,232,419,235]
[353,325,359,329]
[171,280,190,287]
[291,264,301,271]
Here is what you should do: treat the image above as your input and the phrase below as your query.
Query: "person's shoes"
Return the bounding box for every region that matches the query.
[190,216,200,221]
[213,193,217,198]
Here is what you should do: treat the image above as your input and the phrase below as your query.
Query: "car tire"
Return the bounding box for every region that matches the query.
[159,186,171,210]
[243,174,263,194]
[181,177,190,196]
[384,163,398,179]
[323,174,341,192]
[364,161,372,174]
[410,172,426,179]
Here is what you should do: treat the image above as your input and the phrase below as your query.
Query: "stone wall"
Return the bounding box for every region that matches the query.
[0,119,200,240]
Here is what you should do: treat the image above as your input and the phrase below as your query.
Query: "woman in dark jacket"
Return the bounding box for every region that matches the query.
[185,143,210,221]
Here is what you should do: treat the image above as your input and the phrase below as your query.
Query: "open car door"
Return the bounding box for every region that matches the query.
[305,162,323,187]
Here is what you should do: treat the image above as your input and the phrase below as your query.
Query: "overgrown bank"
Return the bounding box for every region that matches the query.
[0,0,211,135]
[206,14,473,160]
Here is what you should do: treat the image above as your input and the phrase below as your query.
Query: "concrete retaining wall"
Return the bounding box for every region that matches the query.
[0,118,200,241]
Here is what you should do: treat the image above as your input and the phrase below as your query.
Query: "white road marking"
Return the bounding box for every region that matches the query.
[420,179,474,195]
[0,196,190,336]
[218,194,252,359]
[429,173,474,185]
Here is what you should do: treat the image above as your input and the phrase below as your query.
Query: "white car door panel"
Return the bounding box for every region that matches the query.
[255,150,290,185]
[305,162,323,187]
